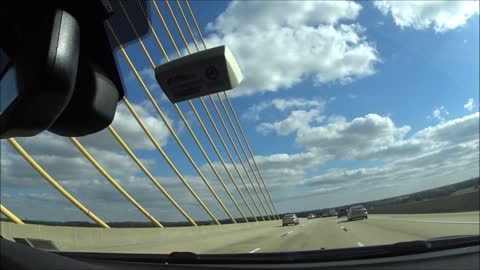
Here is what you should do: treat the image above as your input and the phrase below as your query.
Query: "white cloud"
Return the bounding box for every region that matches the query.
[243,97,325,120]
[257,109,324,136]
[427,106,449,122]
[415,112,479,144]
[273,112,480,210]
[204,1,379,97]
[2,109,479,220]
[374,0,479,32]
[464,98,474,111]
[295,113,412,160]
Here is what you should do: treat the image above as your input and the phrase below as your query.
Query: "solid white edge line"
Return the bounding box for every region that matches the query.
[371,217,480,224]
[249,248,261,253]
[357,242,365,247]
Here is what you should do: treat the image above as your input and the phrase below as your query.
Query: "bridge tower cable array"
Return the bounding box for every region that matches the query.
[184,0,281,219]
[106,20,221,225]
[162,0,269,221]
[169,0,275,222]
[7,139,110,228]
[138,0,251,223]
[116,1,236,224]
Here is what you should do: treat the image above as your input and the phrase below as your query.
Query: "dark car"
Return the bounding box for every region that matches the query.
[337,208,347,218]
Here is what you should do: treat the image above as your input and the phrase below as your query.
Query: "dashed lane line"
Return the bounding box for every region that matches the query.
[249,248,261,253]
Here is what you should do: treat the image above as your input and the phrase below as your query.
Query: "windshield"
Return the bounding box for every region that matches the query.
[1,0,479,256]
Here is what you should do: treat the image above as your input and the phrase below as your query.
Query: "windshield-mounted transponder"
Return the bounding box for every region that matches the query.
[154,45,243,103]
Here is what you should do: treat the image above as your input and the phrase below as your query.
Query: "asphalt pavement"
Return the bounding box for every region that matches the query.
[1,212,478,254]
[205,212,480,254]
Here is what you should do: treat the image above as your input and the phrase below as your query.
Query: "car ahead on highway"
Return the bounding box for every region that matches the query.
[321,212,329,218]
[282,214,299,226]
[307,213,316,219]
[337,208,347,218]
[347,205,368,221]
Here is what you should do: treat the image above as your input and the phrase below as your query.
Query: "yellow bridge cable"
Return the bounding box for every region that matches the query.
[197,98,259,221]
[225,94,281,219]
[69,137,164,228]
[207,95,265,220]
[107,125,198,226]
[104,25,217,225]
[116,2,234,224]
[163,0,194,54]
[7,138,109,228]
[174,0,200,52]
[162,0,265,221]
[186,101,249,222]
[0,204,24,224]
[135,0,245,223]
[161,0,265,221]
[216,94,272,220]
[173,0,273,220]
[139,0,249,223]
[217,93,275,218]
[185,0,279,219]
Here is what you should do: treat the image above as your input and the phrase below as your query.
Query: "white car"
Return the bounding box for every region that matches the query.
[347,205,368,221]
[282,214,299,226]
[307,213,316,219]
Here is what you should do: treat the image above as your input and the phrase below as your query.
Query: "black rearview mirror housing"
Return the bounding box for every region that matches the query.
[0,8,80,139]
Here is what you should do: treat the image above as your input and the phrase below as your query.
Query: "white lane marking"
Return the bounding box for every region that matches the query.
[287,230,294,234]
[371,217,480,224]
[340,226,345,229]
[357,242,364,247]
[249,248,261,253]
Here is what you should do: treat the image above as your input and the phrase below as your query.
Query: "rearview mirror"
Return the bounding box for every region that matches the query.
[0,8,80,139]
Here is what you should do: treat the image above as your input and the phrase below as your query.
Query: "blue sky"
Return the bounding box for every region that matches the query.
[1,1,479,223]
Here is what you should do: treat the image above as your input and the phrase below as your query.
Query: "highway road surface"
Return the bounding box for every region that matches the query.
[1,212,479,254]
[206,212,480,254]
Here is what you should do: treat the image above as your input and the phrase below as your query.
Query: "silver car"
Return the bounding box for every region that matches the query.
[347,205,368,221]
[282,214,299,226]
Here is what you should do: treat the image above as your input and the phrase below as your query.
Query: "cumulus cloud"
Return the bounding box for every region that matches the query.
[374,0,479,32]
[205,151,332,190]
[427,106,449,122]
[296,113,411,160]
[204,1,379,97]
[272,112,480,210]
[464,98,474,111]
[257,109,324,135]
[256,103,478,165]
[243,97,325,120]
